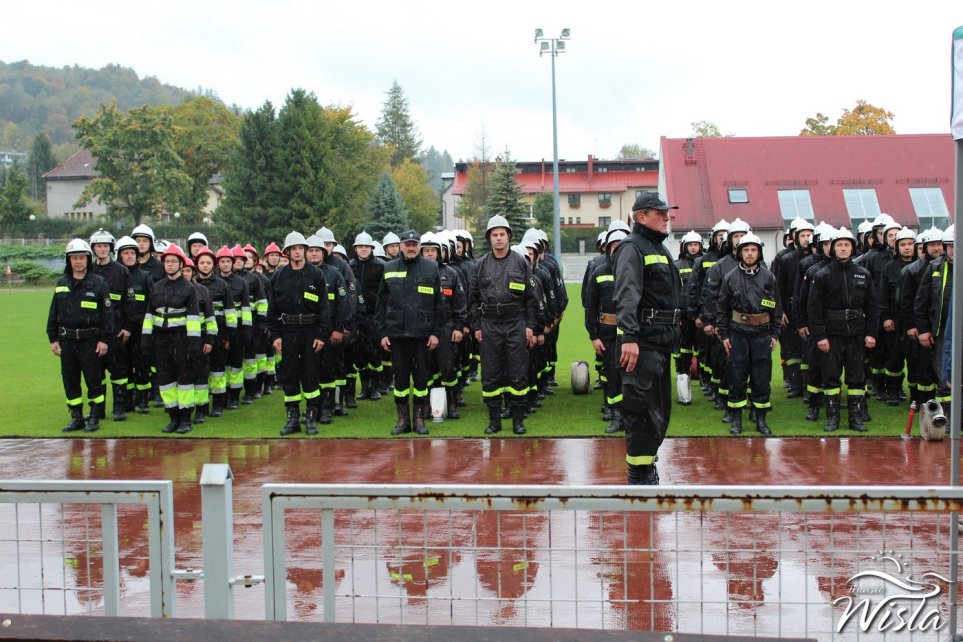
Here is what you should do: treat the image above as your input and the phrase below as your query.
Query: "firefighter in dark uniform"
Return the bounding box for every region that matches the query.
[877,226,917,406]
[585,228,629,434]
[900,227,944,410]
[856,213,895,396]
[795,224,835,422]
[89,229,136,422]
[233,244,267,404]
[674,230,703,405]
[115,235,153,414]
[808,227,879,432]
[349,231,386,401]
[131,224,165,283]
[377,229,446,436]
[195,246,237,418]
[181,256,217,425]
[142,244,202,434]
[423,232,468,420]
[687,220,728,397]
[48,239,113,433]
[914,225,954,415]
[581,231,608,391]
[216,245,252,409]
[317,227,359,413]
[612,193,682,485]
[269,232,331,436]
[718,233,781,436]
[244,243,275,397]
[469,216,539,435]
[774,219,814,399]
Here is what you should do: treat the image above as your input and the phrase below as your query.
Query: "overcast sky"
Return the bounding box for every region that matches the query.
[4,1,961,162]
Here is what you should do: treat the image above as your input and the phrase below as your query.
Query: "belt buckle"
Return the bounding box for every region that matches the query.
[60,327,68,337]
[740,314,750,323]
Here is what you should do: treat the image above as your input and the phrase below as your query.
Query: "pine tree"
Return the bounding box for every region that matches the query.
[485,152,529,236]
[365,172,409,241]
[29,132,55,201]
[376,81,421,168]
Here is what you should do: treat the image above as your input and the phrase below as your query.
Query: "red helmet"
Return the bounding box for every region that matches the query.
[182,257,196,270]
[263,241,282,256]
[161,243,186,264]
[243,243,259,259]
[195,246,216,264]
[231,244,246,259]
[215,245,233,260]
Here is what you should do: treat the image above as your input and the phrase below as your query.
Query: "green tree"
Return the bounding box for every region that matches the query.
[456,159,491,233]
[485,152,528,235]
[799,112,836,136]
[420,145,454,193]
[393,159,438,231]
[29,132,56,201]
[617,143,657,160]
[73,102,193,226]
[0,166,39,231]
[376,80,421,168]
[365,171,409,240]
[532,192,554,229]
[690,121,730,138]
[800,100,896,136]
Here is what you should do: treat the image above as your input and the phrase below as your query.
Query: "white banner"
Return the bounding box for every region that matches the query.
[954,30,963,140]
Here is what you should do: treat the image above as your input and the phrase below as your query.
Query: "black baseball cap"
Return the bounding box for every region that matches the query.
[399,229,421,243]
[632,192,678,212]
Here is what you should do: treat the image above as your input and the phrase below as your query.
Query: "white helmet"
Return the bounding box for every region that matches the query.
[187,232,209,247]
[727,218,752,236]
[130,223,156,244]
[382,232,401,246]
[305,234,325,250]
[821,227,838,243]
[832,226,856,247]
[921,226,943,244]
[89,228,115,248]
[282,231,309,254]
[942,225,955,244]
[737,232,764,250]
[605,229,628,248]
[520,236,540,253]
[420,232,440,249]
[535,229,549,243]
[353,231,375,247]
[372,241,386,258]
[680,230,703,246]
[813,222,834,241]
[522,228,541,245]
[153,240,169,253]
[894,227,917,243]
[485,215,512,238]
[857,220,874,235]
[882,220,902,237]
[794,220,815,234]
[872,213,895,228]
[333,244,348,258]
[711,219,730,235]
[510,244,528,258]
[65,238,92,258]
[316,227,337,244]
[788,217,808,232]
[915,231,925,244]
[596,231,606,246]
[114,235,138,254]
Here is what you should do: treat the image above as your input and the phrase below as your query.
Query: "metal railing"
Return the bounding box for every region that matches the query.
[261,483,963,639]
[0,479,175,618]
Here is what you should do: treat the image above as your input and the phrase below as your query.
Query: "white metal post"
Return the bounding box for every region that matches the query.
[201,463,234,620]
[100,503,120,617]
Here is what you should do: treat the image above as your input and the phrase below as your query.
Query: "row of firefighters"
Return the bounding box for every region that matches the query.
[46,217,570,436]
[582,213,954,437]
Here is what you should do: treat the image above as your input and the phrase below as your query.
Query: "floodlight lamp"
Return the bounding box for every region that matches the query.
[535,28,543,40]
[556,40,565,51]
[540,41,550,51]
[560,28,571,38]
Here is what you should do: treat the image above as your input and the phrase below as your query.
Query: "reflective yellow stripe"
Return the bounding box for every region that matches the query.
[644,255,669,265]
[679,268,692,274]
[508,282,525,291]
[702,261,717,268]
[80,301,98,309]
[626,454,655,466]
[327,292,335,300]
[134,293,146,301]
[595,275,614,283]
[481,387,504,397]
[385,271,407,279]
[109,293,122,301]
[303,291,319,303]
[55,286,70,293]
[761,299,776,309]
[417,286,434,294]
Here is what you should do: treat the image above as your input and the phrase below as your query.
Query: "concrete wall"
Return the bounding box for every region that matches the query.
[46,180,106,221]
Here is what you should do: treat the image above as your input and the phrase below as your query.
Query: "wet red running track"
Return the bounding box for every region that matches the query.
[0,436,957,637]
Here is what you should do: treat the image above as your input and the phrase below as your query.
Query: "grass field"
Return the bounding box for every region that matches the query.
[0,284,912,439]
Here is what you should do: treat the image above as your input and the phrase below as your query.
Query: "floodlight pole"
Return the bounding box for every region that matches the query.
[536,29,571,259]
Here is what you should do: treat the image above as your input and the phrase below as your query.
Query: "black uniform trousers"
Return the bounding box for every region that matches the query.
[676,318,697,374]
[191,350,211,408]
[600,329,622,409]
[881,330,906,388]
[804,337,824,395]
[208,332,229,396]
[435,324,460,388]
[61,337,105,409]
[781,319,804,370]
[391,337,431,407]
[278,327,322,408]
[621,347,672,466]
[821,335,866,397]
[226,328,246,391]
[479,317,529,409]
[707,338,727,392]
[101,333,129,394]
[153,332,194,410]
[726,331,773,409]
[124,328,151,394]
[907,340,935,401]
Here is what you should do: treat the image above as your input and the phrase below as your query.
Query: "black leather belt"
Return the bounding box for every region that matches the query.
[480,302,521,317]
[826,309,864,321]
[60,326,99,340]
[281,313,318,325]
[640,308,682,325]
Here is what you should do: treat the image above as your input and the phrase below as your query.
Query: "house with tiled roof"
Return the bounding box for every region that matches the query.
[43,149,107,221]
[659,134,955,254]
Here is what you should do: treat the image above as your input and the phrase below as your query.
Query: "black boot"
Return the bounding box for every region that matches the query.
[722,406,734,424]
[162,409,179,434]
[729,409,743,436]
[604,407,623,434]
[500,394,512,419]
[62,406,86,433]
[305,406,319,435]
[226,389,240,410]
[391,402,412,435]
[824,395,840,432]
[124,387,136,412]
[861,396,872,422]
[601,404,613,422]
[484,404,502,435]
[84,403,102,433]
[628,463,659,485]
[333,388,348,416]
[413,404,429,435]
[210,394,224,417]
[886,378,901,406]
[280,405,301,436]
[446,388,460,419]
[344,382,357,409]
[253,373,264,400]
[526,389,540,415]
[786,365,803,399]
[848,397,867,432]
[755,408,772,436]
[262,373,274,396]
[135,389,150,414]
[456,386,466,407]
[176,409,192,434]
[358,375,370,400]
[714,394,727,411]
[748,405,758,423]
[241,380,256,404]
[511,405,527,435]
[152,385,164,408]
[319,389,334,425]
[111,385,127,421]
[368,374,382,400]
[874,375,887,402]
[805,393,822,421]
[193,402,208,425]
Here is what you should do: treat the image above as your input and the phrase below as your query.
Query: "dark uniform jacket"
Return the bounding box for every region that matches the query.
[580,253,605,308]
[686,246,722,320]
[319,262,350,334]
[377,254,446,339]
[125,262,153,329]
[197,274,237,342]
[674,253,699,318]
[140,256,165,282]
[439,262,468,331]
[718,263,781,339]
[612,223,682,353]
[91,259,135,334]
[219,271,253,335]
[192,281,217,348]
[141,275,202,353]
[877,255,914,331]
[540,252,568,315]
[47,271,114,343]
[775,248,808,323]
[468,250,539,332]
[584,256,617,341]
[913,255,953,337]
[266,263,330,343]
[325,255,358,333]
[898,256,934,333]
[794,254,831,328]
[701,253,738,327]
[349,256,385,317]
[808,259,879,341]
[238,269,268,324]
[533,262,558,325]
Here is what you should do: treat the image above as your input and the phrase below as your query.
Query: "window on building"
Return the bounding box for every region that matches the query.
[596,166,608,173]
[777,189,814,223]
[567,193,581,208]
[909,187,950,230]
[598,216,611,228]
[576,217,581,224]
[565,167,578,173]
[567,217,573,224]
[727,188,749,204]
[842,188,881,229]
[598,193,612,207]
